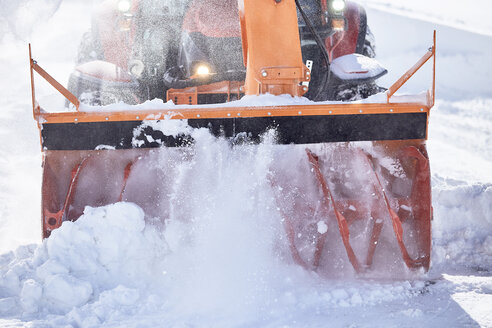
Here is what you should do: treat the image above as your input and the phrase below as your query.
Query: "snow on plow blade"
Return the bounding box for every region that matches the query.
[29,27,435,276]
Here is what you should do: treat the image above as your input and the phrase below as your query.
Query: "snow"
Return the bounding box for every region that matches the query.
[317,221,328,234]
[0,203,166,316]
[330,53,387,80]
[1,0,492,327]
[79,89,390,113]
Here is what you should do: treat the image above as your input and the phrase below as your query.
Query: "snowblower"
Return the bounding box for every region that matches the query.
[30,0,435,275]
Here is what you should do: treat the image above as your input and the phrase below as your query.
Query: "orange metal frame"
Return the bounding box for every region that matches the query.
[29,31,436,135]
[166,81,244,105]
[29,44,80,114]
[239,0,310,96]
[387,31,436,107]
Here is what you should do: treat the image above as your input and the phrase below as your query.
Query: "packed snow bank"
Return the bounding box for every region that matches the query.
[0,202,167,317]
[432,179,492,272]
[0,201,437,326]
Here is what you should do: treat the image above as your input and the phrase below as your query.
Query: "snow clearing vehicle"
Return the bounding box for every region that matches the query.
[67,0,381,105]
[30,0,436,276]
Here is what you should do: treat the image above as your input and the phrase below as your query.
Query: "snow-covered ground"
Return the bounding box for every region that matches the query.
[1,0,491,327]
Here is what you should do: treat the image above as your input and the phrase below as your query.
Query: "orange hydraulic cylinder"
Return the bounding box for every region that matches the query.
[238,0,309,96]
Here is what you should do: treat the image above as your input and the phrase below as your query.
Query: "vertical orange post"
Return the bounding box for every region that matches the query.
[29,44,39,117]
[431,30,436,108]
[238,0,309,96]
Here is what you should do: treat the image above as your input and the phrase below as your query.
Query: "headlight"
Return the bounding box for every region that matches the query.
[190,61,213,78]
[196,65,210,76]
[192,62,212,77]
[331,0,346,13]
[118,0,131,12]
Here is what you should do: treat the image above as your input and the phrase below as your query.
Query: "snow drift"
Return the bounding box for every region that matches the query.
[0,200,436,326]
[0,203,165,316]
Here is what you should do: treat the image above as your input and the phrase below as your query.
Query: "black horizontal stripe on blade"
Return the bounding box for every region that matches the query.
[40,113,427,150]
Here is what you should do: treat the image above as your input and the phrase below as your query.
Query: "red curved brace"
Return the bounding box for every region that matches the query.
[269,175,328,270]
[44,156,142,237]
[364,147,431,270]
[118,156,142,202]
[270,147,430,274]
[306,149,363,272]
[43,157,90,233]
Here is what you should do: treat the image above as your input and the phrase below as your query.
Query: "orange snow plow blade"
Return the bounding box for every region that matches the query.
[30,0,435,276]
